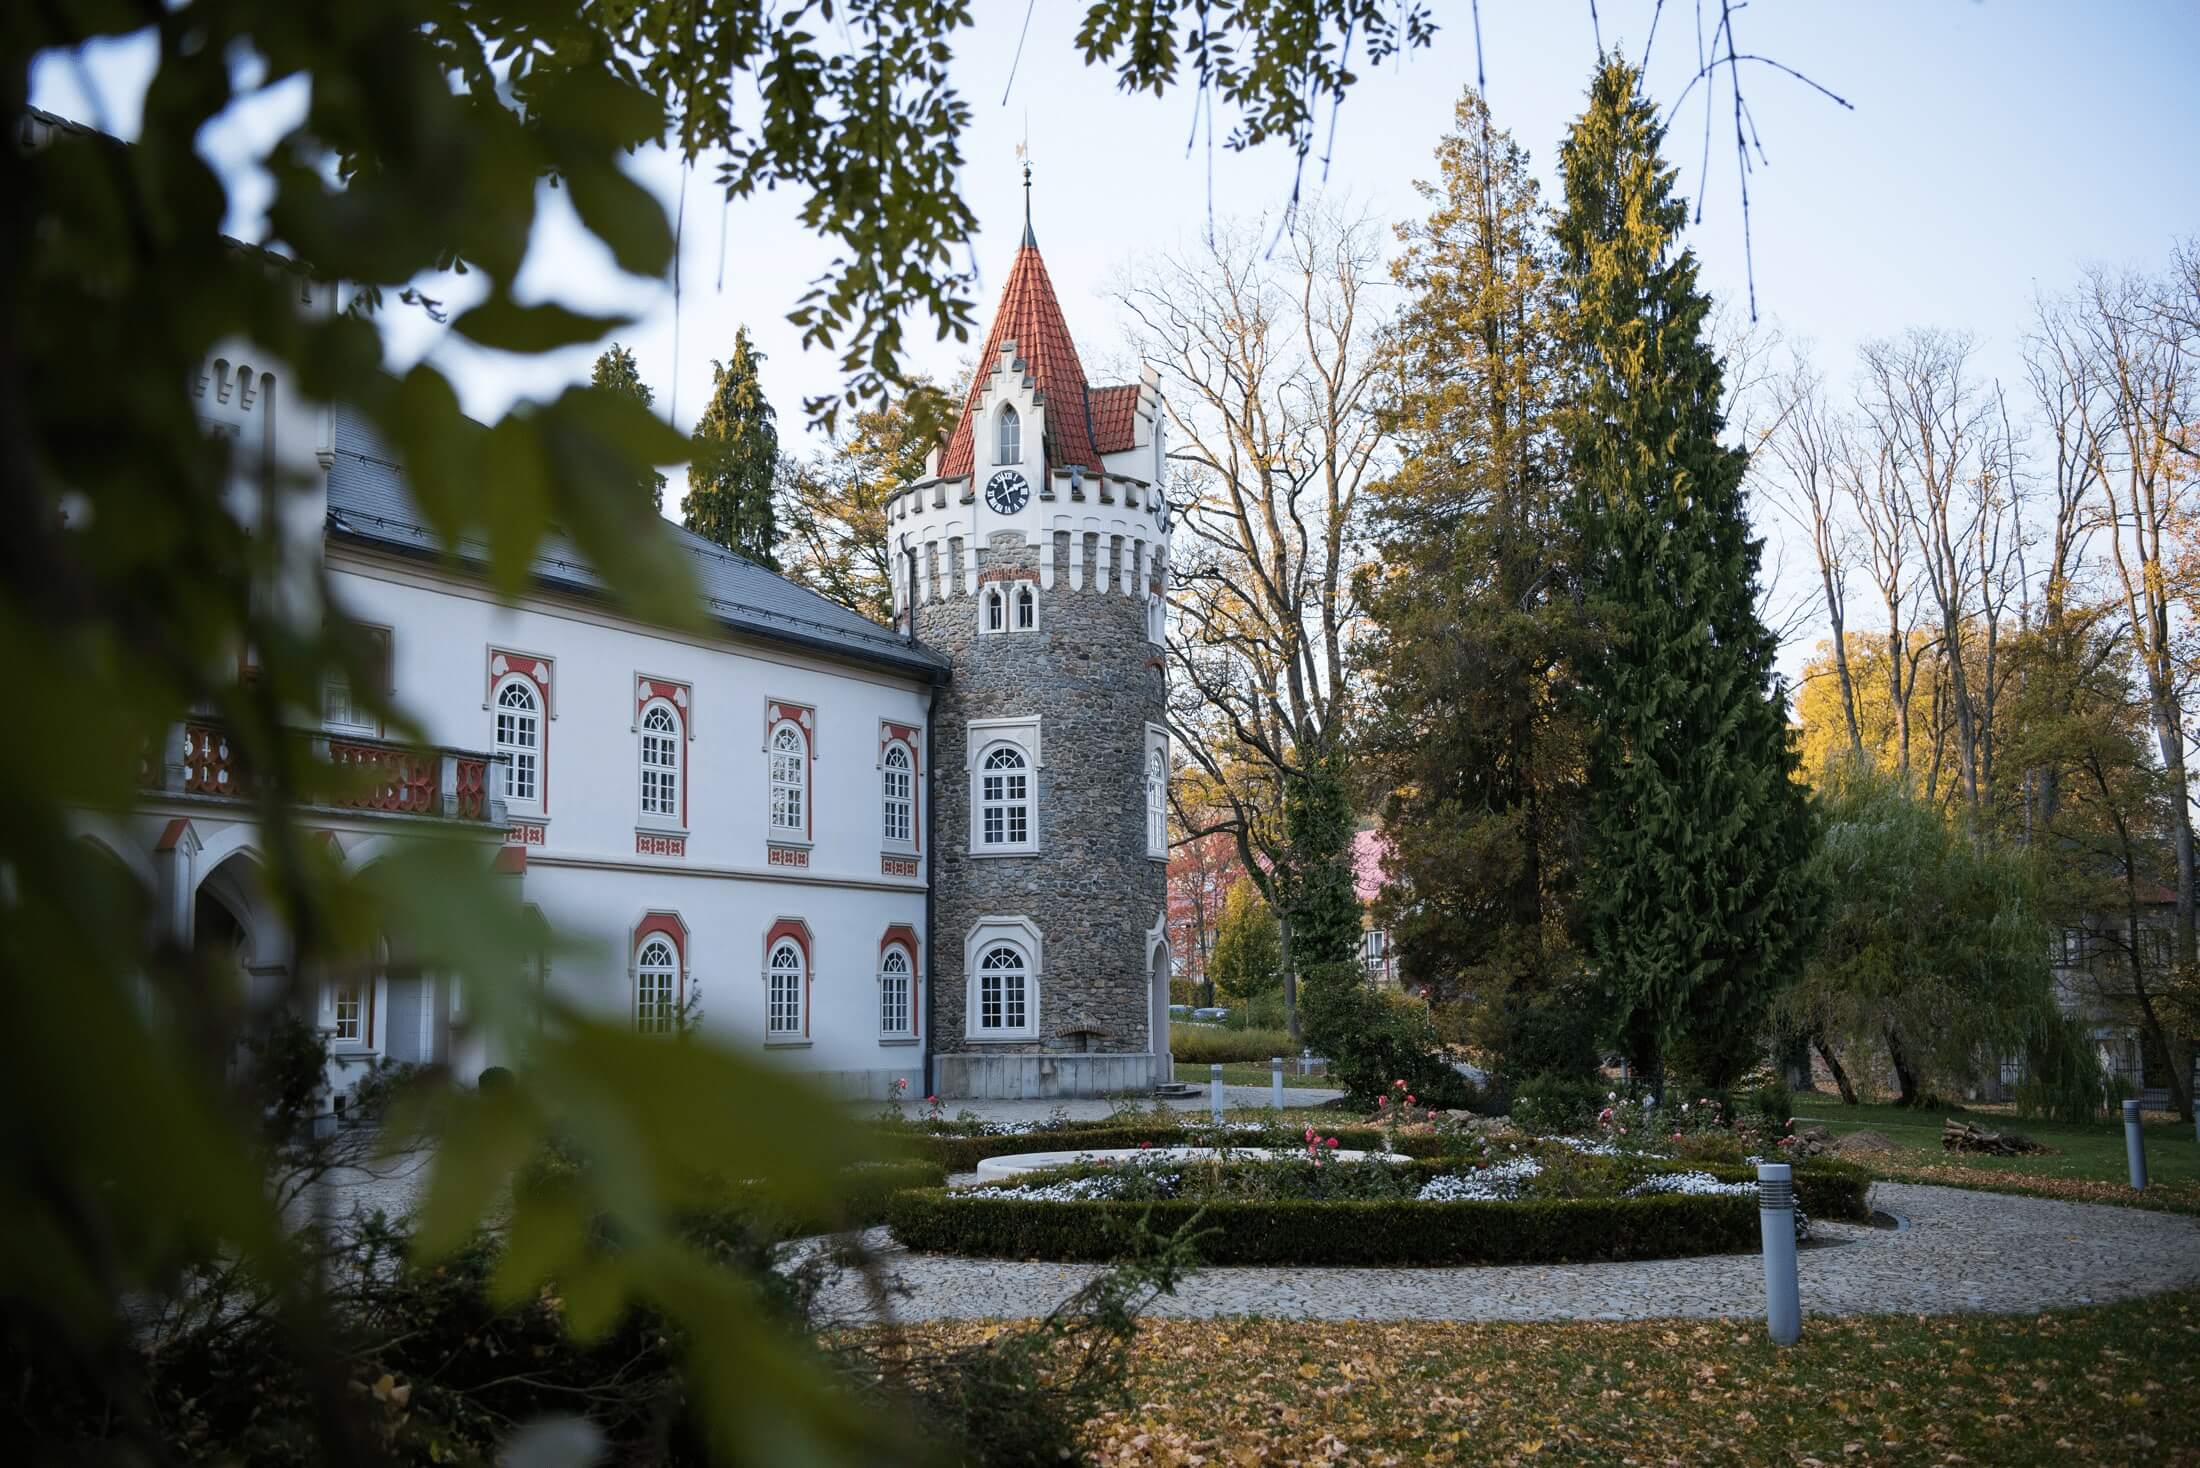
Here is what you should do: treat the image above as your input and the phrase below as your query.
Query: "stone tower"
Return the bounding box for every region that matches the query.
[887,211,1174,1099]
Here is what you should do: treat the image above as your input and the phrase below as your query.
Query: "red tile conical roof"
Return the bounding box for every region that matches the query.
[940,242,1101,477]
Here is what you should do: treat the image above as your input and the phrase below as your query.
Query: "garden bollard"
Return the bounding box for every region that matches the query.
[1272,1056,1285,1111]
[2124,1099,2148,1190]
[1211,1063,1225,1124]
[1757,1163,1801,1346]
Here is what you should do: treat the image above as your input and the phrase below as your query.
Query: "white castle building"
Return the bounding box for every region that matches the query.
[93,187,1173,1105]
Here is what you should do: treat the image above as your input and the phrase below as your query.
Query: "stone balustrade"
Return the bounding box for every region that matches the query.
[146,720,505,825]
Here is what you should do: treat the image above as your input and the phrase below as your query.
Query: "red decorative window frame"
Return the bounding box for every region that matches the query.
[764,916,815,1039]
[635,676,692,829]
[881,922,921,1040]
[879,721,922,856]
[632,911,688,1024]
[487,649,554,813]
[764,700,817,845]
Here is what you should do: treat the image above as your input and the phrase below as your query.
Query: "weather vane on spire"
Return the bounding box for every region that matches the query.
[1017,127,1035,247]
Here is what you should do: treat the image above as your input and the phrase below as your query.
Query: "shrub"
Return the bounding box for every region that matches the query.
[1170,1023,1295,1065]
[1486,994,1607,1090]
[1300,963,1473,1106]
[888,1188,1758,1266]
[1510,1073,1607,1133]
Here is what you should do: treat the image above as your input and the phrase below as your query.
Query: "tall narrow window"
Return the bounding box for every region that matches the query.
[495,679,541,805]
[1015,583,1037,630]
[769,723,805,834]
[977,943,1029,1032]
[882,742,914,846]
[981,584,1006,634]
[636,937,678,1033]
[997,404,1021,464]
[1147,593,1165,644]
[1146,747,1168,857]
[766,939,805,1037]
[639,703,680,820]
[331,979,364,1043]
[979,744,1030,848]
[880,945,913,1037]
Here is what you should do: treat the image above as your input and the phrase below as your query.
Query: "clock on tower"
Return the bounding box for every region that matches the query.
[984,469,1031,515]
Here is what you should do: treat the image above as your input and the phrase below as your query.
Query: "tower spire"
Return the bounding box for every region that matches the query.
[1018,140,1035,247]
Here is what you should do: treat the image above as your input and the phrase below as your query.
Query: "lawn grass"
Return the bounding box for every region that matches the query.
[1035,1291,2200,1465]
[1174,1061,1335,1090]
[1801,1095,2200,1214]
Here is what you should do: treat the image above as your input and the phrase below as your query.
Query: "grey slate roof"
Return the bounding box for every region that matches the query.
[324,404,946,680]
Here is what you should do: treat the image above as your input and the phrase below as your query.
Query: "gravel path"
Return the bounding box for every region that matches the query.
[811,1182,2200,1324]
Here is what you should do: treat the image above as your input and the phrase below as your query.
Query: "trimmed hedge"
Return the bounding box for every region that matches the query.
[882,1153,1872,1264]
[886,1188,1760,1266]
[871,1122,1453,1172]
[1700,1158,1873,1222]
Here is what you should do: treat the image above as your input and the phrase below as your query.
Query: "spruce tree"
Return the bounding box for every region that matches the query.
[589,343,668,511]
[1556,58,1819,1089]
[685,327,780,566]
[1360,89,1590,1048]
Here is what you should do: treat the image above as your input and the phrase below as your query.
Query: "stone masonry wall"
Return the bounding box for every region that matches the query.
[921,529,1167,1072]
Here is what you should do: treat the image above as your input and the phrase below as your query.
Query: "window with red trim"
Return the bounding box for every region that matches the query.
[633,915,687,1034]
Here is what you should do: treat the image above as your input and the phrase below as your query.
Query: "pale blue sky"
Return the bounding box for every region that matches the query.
[30,0,2200,672]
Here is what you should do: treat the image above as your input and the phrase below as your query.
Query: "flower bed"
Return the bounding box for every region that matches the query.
[885,1150,1870,1265]
[872,1119,1455,1173]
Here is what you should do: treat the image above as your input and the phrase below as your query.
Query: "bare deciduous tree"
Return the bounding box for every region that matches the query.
[2036,266,2199,965]
[1115,205,1390,905]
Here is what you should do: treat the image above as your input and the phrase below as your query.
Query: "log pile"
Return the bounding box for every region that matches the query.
[1941,1118,2048,1156]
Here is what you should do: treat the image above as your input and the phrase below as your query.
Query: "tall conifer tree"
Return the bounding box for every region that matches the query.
[1555,58,1819,1088]
[1360,90,1589,1043]
[685,327,780,565]
[589,343,668,511]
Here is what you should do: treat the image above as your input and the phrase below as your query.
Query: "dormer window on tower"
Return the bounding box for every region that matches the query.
[997,405,1021,465]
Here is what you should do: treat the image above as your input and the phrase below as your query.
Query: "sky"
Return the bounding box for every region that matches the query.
[29,0,2200,680]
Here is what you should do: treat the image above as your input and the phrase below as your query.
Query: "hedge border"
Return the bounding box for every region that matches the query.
[870,1126,1874,1222]
[870,1122,1452,1173]
[883,1155,1871,1264]
[886,1188,1760,1266]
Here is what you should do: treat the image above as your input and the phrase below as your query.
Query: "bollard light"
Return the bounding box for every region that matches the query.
[1757,1162,1801,1346]
[2124,1099,2149,1190]
[1271,1055,1284,1111]
[1211,1062,1225,1124]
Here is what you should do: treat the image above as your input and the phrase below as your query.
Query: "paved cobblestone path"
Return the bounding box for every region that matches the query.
[810,1182,2200,1323]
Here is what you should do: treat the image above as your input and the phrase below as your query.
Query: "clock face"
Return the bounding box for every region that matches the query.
[985,469,1031,515]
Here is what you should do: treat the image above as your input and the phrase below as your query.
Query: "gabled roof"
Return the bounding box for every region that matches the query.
[940,241,1103,477]
[323,405,946,681]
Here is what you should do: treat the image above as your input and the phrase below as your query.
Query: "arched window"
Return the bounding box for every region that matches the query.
[978,743,1031,849]
[882,741,914,847]
[1147,747,1168,857]
[766,938,805,1037]
[639,702,680,820]
[880,944,913,1037]
[1015,582,1037,630]
[768,722,805,834]
[494,678,541,805]
[981,584,1006,634]
[1147,592,1165,645]
[636,937,678,1034]
[997,404,1021,464]
[977,943,1029,1032]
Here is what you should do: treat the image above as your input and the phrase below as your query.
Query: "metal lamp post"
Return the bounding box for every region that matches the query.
[1758,1162,1802,1346]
